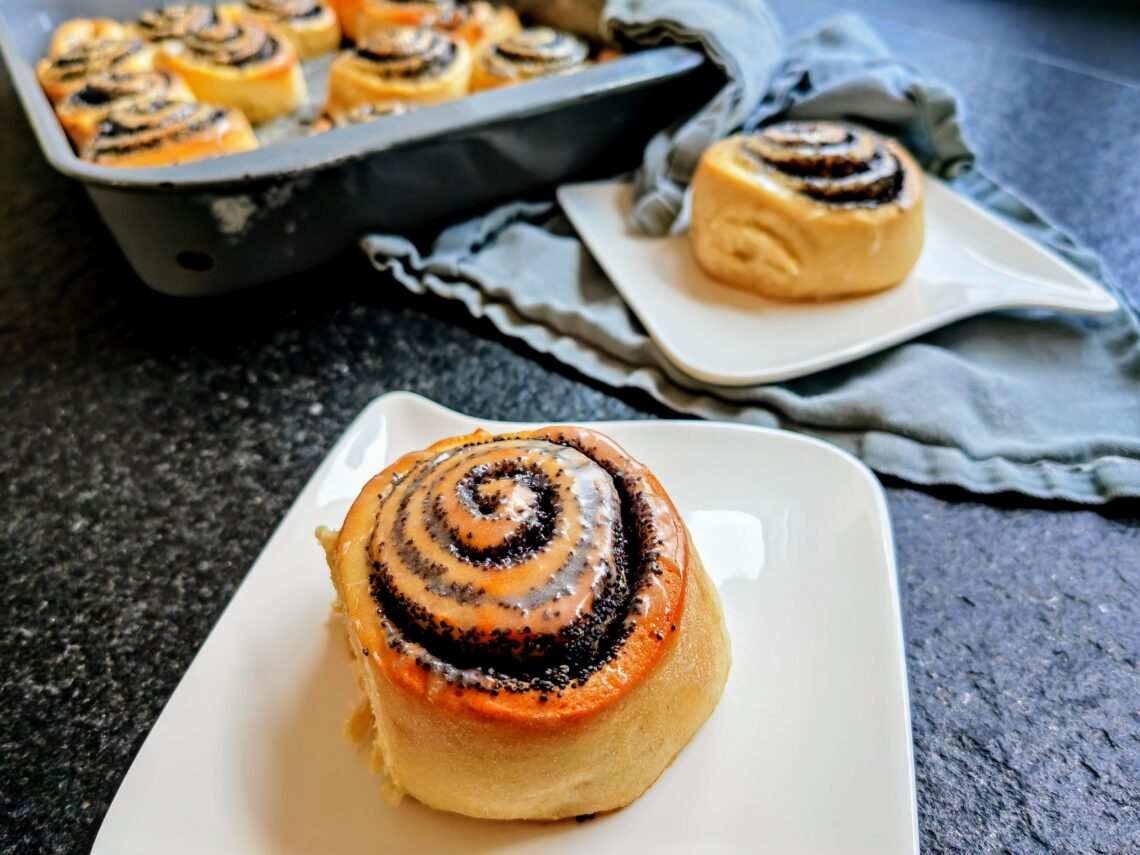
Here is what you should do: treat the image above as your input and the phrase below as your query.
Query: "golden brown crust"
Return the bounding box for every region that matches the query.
[326,426,730,819]
[37,38,156,104]
[690,123,925,301]
[55,71,196,149]
[218,0,341,60]
[354,1,519,54]
[324,27,471,112]
[48,18,128,58]
[430,2,521,53]
[81,100,258,167]
[330,0,451,42]
[155,18,306,124]
[470,26,589,92]
[130,5,219,43]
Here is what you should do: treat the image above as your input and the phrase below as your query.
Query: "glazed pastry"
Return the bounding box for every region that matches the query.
[470,27,589,92]
[37,38,156,104]
[333,0,452,42]
[55,71,196,149]
[48,19,128,57]
[323,426,731,820]
[219,0,341,60]
[81,99,258,167]
[311,99,412,132]
[156,18,306,124]
[357,0,519,52]
[325,27,470,112]
[690,121,925,301]
[131,4,219,43]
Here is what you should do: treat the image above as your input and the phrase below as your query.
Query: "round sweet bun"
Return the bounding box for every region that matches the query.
[470,26,589,92]
[155,18,306,124]
[431,1,521,53]
[331,0,451,42]
[690,121,925,302]
[218,0,341,60]
[81,100,258,167]
[130,4,219,43]
[325,27,471,111]
[37,38,156,104]
[55,70,196,149]
[48,18,128,57]
[325,426,731,820]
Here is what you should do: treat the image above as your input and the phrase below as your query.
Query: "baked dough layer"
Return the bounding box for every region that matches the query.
[691,126,925,301]
[324,427,731,820]
[156,20,306,124]
[325,27,471,111]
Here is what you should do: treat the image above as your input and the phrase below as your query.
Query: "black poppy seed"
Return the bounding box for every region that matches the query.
[654,631,664,640]
[538,695,548,702]
[361,647,370,656]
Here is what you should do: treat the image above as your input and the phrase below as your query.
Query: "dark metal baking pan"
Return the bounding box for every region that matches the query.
[0,0,716,296]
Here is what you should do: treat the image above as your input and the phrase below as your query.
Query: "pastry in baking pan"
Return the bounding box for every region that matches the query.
[469,26,589,91]
[218,0,342,60]
[323,426,731,820]
[47,18,128,58]
[356,0,519,53]
[690,121,925,301]
[81,99,258,167]
[156,18,307,124]
[325,26,471,111]
[333,0,453,42]
[310,99,413,132]
[430,1,521,52]
[130,4,219,43]
[37,37,156,104]
[55,70,196,149]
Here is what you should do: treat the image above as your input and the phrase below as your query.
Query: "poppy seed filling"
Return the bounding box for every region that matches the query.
[367,433,664,695]
[744,120,907,206]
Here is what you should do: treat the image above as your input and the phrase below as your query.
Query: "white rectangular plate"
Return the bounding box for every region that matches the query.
[94,392,916,854]
[558,179,1117,386]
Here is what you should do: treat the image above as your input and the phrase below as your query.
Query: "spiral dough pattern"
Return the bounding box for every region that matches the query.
[84,100,231,162]
[482,26,587,80]
[180,19,283,67]
[353,27,457,78]
[39,38,150,88]
[743,121,909,206]
[135,5,217,41]
[368,432,668,692]
[61,71,186,114]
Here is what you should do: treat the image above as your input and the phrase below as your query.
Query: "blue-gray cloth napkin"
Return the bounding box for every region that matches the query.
[363,9,1140,504]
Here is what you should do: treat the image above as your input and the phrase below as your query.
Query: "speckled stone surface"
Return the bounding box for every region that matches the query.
[1,5,1138,854]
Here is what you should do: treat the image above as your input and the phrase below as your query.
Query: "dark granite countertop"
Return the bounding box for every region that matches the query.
[1,3,1137,853]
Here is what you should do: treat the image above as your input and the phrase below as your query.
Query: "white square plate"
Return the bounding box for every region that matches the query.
[94,392,916,854]
[558,179,1117,386]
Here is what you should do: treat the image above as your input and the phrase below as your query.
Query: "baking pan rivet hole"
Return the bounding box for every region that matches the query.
[176,251,215,273]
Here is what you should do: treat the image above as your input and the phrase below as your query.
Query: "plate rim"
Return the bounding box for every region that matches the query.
[94,391,917,854]
[557,178,1118,387]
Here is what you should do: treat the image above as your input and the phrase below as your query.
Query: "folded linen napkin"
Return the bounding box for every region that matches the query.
[363,9,1140,504]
